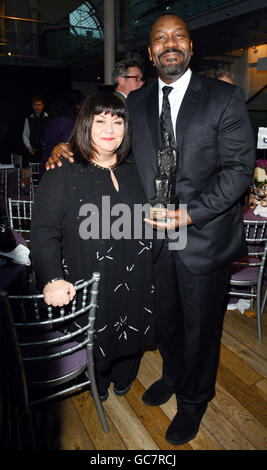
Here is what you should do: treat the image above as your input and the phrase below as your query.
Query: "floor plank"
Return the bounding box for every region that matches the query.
[103,389,160,450]
[216,364,267,427]
[56,399,95,450]
[72,391,127,450]
[23,307,266,451]
[219,343,263,386]
[213,382,267,449]
[203,401,256,450]
[252,378,267,401]
[221,330,267,377]
[125,378,192,450]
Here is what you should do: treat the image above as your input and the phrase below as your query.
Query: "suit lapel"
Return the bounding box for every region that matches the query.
[175,72,202,151]
[146,80,160,154]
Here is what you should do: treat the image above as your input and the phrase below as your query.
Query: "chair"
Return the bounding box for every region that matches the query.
[0,169,8,217]
[29,162,40,200]
[11,154,23,169]
[8,198,34,247]
[8,274,109,433]
[228,219,267,340]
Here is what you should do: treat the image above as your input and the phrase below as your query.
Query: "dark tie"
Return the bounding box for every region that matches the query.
[160,86,175,146]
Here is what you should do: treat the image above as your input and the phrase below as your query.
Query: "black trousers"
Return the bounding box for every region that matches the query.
[95,352,142,396]
[154,240,229,404]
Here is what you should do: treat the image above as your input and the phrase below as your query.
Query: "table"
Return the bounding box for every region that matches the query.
[0,229,29,294]
[227,205,267,312]
[243,206,267,221]
[0,262,28,294]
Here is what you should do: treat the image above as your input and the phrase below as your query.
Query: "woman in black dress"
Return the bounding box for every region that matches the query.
[31,93,155,399]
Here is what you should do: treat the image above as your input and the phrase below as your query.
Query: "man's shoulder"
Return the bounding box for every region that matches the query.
[193,71,237,95]
[127,79,157,105]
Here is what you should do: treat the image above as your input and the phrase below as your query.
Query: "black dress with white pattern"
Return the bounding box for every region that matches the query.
[31,159,156,370]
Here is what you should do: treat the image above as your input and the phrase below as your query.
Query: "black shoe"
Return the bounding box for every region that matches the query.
[90,389,109,402]
[165,402,208,445]
[113,382,132,396]
[142,378,174,406]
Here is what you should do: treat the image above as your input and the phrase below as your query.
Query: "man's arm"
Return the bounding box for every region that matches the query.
[186,86,255,229]
[22,118,34,155]
[145,86,255,231]
[45,142,74,170]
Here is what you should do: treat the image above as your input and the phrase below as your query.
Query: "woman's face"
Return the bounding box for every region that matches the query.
[91,112,125,158]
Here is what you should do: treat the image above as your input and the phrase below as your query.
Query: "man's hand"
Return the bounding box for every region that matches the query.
[28,146,35,155]
[45,142,74,170]
[43,279,76,307]
[144,207,192,231]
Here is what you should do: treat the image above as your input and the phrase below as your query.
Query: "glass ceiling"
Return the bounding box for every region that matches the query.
[69,1,103,38]
[69,0,234,41]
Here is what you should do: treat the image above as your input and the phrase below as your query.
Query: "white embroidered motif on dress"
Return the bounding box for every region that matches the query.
[137,241,152,255]
[96,246,114,262]
[114,315,139,341]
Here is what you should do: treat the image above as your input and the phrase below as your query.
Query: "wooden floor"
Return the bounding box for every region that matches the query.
[45,307,266,451]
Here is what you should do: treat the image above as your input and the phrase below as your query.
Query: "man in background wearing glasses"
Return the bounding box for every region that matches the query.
[112,59,144,102]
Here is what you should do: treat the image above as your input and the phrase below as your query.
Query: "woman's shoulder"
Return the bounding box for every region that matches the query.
[41,158,75,183]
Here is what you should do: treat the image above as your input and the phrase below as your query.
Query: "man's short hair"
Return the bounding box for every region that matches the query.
[201,68,234,81]
[112,59,143,87]
[31,94,45,104]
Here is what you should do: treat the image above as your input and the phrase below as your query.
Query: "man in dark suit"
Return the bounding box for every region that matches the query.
[45,14,255,445]
[126,13,255,445]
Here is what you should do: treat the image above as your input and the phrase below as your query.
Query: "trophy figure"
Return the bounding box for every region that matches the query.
[150,131,178,222]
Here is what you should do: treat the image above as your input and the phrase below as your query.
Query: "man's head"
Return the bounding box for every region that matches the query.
[31,95,45,115]
[112,59,144,96]
[148,14,193,84]
[204,68,234,84]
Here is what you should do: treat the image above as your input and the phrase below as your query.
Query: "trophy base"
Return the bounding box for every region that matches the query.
[150,204,171,223]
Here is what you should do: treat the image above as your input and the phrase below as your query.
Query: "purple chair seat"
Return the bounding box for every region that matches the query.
[230,265,259,282]
[22,328,87,383]
[230,256,260,282]
[12,229,27,247]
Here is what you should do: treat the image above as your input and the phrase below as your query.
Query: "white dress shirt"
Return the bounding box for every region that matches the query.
[158,68,192,142]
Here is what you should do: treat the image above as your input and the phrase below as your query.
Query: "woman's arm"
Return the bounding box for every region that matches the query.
[31,162,69,289]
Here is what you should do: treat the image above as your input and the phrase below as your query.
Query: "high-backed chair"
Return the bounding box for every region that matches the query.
[29,162,40,200]
[11,154,23,169]
[7,198,34,247]
[8,274,109,433]
[228,219,267,340]
[0,169,8,217]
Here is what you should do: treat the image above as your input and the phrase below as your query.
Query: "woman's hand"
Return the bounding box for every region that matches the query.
[45,143,74,170]
[43,279,76,307]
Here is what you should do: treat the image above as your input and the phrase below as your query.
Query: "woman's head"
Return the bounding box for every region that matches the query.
[69,92,130,165]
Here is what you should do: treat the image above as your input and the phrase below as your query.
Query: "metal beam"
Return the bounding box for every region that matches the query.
[187,0,267,31]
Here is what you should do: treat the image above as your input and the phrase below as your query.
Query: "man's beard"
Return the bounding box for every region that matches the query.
[158,48,186,76]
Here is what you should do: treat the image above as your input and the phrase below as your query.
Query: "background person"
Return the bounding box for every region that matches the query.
[38,91,83,182]
[22,94,49,164]
[112,58,144,102]
[201,67,235,84]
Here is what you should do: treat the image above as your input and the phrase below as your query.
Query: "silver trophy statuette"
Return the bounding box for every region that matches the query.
[150,131,178,222]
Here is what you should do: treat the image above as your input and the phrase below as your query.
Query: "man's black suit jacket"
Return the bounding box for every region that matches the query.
[126,71,255,275]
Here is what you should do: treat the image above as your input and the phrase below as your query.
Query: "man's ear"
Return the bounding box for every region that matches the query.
[117,76,124,86]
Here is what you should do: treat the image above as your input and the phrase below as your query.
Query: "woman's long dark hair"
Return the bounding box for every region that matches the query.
[69,92,131,166]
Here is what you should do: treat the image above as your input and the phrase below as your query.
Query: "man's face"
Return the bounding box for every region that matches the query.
[121,66,144,95]
[148,15,193,83]
[219,75,234,85]
[32,100,45,115]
